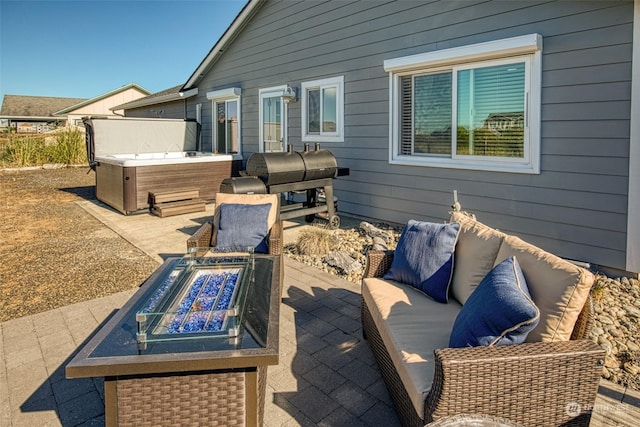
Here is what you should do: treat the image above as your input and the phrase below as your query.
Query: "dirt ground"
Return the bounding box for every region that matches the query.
[0,166,159,322]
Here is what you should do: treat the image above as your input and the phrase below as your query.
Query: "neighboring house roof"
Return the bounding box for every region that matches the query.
[110,84,195,111]
[54,83,151,115]
[182,0,265,91]
[0,95,87,120]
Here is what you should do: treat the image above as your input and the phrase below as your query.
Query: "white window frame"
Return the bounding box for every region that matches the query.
[384,34,542,174]
[207,87,241,154]
[301,75,344,143]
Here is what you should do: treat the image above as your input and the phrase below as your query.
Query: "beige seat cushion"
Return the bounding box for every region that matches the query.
[494,235,594,342]
[211,193,279,246]
[362,277,461,418]
[450,211,505,305]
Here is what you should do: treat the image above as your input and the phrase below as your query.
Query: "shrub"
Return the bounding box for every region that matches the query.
[591,274,607,302]
[48,128,86,164]
[295,226,338,255]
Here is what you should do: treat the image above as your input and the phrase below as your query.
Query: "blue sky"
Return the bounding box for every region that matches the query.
[0,0,247,102]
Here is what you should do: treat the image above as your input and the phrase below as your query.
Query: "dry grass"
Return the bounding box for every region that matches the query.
[0,128,86,168]
[591,274,607,302]
[295,226,338,255]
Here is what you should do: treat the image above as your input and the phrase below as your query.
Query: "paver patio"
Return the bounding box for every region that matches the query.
[1,199,638,426]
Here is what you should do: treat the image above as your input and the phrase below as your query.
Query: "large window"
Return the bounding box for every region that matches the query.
[385,34,542,173]
[301,76,344,143]
[207,87,241,154]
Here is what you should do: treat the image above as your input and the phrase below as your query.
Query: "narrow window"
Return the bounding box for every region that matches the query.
[259,86,287,152]
[216,99,239,154]
[207,87,241,154]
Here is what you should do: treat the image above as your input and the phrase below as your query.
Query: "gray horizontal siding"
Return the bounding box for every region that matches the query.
[543,101,631,122]
[543,120,629,139]
[124,100,185,120]
[544,81,631,103]
[188,0,633,271]
[542,138,628,157]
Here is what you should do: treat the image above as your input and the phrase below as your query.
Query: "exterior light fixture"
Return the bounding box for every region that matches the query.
[282,85,297,103]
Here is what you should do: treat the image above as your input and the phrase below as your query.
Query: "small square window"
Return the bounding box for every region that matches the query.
[302,76,344,143]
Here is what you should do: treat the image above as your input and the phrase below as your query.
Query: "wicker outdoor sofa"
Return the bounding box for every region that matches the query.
[361,211,605,427]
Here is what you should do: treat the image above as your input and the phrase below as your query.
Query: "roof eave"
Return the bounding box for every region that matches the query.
[110,90,196,111]
[0,115,68,121]
[181,0,266,91]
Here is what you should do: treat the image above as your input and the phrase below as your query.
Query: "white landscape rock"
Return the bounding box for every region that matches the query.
[590,275,640,390]
[323,251,362,275]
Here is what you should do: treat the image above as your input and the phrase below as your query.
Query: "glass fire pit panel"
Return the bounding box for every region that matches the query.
[136,252,254,346]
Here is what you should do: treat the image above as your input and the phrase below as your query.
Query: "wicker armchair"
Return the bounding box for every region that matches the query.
[186,193,283,256]
[362,250,605,427]
[187,193,284,297]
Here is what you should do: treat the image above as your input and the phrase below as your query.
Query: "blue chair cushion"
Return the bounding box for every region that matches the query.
[449,256,540,347]
[216,203,271,253]
[383,220,460,303]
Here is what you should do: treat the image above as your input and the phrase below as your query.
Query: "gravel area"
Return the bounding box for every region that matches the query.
[591,276,640,390]
[0,166,159,322]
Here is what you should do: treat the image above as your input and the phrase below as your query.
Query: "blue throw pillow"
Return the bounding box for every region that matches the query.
[449,256,540,348]
[216,203,271,253]
[383,220,460,303]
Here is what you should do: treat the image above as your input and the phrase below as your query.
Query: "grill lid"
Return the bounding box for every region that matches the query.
[246,144,338,185]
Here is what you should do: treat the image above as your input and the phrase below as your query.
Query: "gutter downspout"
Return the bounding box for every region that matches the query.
[179,88,198,120]
[627,0,640,274]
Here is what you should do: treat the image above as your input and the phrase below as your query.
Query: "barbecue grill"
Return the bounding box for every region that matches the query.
[220,144,348,228]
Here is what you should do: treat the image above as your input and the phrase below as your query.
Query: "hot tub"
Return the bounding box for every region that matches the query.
[104,151,222,165]
[84,117,241,214]
[94,152,241,214]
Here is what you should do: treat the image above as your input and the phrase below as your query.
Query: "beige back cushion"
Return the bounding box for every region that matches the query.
[212,193,279,246]
[494,235,594,342]
[450,211,505,304]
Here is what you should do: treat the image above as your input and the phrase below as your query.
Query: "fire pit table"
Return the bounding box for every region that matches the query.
[66,252,281,427]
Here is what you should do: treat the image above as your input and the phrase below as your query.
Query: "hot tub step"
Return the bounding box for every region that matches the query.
[151,199,206,217]
[150,188,201,205]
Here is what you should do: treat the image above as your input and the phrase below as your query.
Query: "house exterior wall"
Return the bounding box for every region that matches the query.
[123,99,187,120]
[184,0,633,271]
[66,87,149,125]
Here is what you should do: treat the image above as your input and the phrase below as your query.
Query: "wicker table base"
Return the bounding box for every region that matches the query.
[106,367,267,426]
